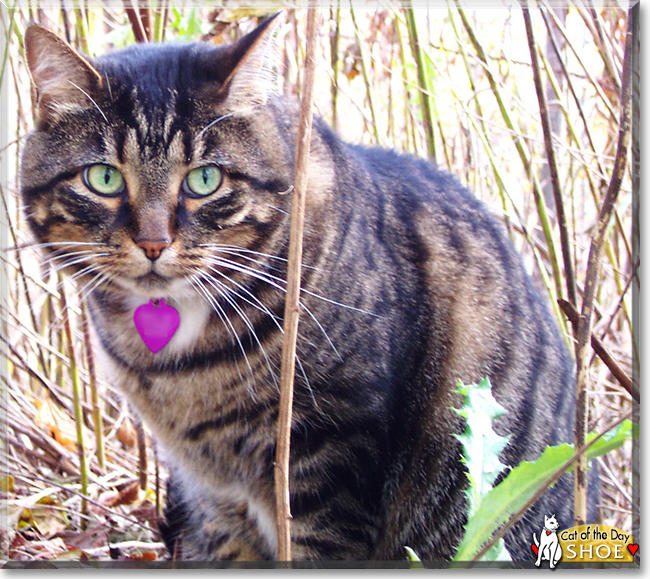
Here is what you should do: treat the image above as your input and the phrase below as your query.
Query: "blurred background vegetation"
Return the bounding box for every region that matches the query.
[0,1,638,563]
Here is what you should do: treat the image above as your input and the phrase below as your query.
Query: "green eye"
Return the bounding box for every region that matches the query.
[184,166,223,197]
[83,164,125,196]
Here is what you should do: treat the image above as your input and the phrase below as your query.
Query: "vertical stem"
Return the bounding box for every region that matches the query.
[274,6,319,563]
[447,5,512,238]
[455,1,564,303]
[404,6,436,161]
[153,0,168,43]
[81,296,104,469]
[0,0,16,93]
[60,278,88,525]
[349,6,380,145]
[60,0,72,45]
[74,2,89,54]
[136,418,148,491]
[573,2,635,526]
[329,3,340,132]
[154,443,162,518]
[123,0,148,44]
[138,0,152,41]
[521,3,577,307]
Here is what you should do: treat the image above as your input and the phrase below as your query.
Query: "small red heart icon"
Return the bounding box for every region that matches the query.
[628,544,639,556]
[531,544,539,555]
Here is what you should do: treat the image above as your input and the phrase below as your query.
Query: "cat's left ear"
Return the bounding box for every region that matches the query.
[24,25,102,122]
[209,13,281,108]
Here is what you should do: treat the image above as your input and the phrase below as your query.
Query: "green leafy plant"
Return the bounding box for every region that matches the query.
[405,546,425,569]
[451,379,636,563]
[406,379,636,565]
[453,377,512,562]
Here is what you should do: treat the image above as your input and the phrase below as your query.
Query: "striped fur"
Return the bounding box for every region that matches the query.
[21,19,594,562]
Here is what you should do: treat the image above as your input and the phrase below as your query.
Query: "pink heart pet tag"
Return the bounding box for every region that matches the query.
[134,299,180,353]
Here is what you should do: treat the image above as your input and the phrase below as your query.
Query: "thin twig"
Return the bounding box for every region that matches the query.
[521,2,577,307]
[329,4,340,132]
[81,295,105,469]
[59,277,89,525]
[135,417,148,491]
[403,6,436,161]
[350,6,381,146]
[122,0,148,44]
[13,473,155,533]
[274,7,319,563]
[573,2,636,527]
[0,184,48,373]
[138,0,152,42]
[558,299,637,403]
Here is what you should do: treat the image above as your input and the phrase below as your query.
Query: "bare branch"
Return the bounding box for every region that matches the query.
[274,7,319,563]
[573,1,636,526]
[521,2,577,306]
[558,299,637,403]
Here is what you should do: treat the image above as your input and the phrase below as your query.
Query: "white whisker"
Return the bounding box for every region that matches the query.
[48,252,110,275]
[201,244,377,317]
[195,266,317,406]
[197,270,280,392]
[7,241,108,252]
[195,105,261,143]
[188,274,256,394]
[67,80,108,123]
[202,255,343,363]
[42,249,99,266]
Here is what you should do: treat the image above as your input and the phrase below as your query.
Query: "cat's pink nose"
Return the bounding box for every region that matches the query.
[136,239,170,261]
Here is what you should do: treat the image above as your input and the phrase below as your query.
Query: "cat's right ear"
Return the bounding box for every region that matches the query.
[24,25,102,122]
[204,13,281,110]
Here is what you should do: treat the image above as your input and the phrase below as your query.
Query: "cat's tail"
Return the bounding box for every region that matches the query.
[533,532,539,547]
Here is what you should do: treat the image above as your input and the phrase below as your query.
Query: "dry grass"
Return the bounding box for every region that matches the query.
[0,3,638,564]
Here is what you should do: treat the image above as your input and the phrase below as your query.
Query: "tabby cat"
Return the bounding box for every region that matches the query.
[21,15,593,563]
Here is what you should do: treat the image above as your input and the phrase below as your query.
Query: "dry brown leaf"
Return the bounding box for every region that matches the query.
[96,490,119,511]
[129,500,159,527]
[11,537,68,560]
[117,417,137,448]
[34,396,78,451]
[30,498,70,538]
[112,481,141,507]
[98,481,141,509]
[219,8,273,22]
[126,550,157,561]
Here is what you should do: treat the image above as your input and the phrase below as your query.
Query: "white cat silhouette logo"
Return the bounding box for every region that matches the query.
[532,514,563,569]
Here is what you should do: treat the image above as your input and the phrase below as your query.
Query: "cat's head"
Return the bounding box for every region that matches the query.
[544,514,559,530]
[20,16,332,301]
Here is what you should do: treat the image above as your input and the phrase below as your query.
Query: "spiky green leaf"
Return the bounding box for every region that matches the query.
[405,546,425,568]
[453,377,510,520]
[453,419,636,562]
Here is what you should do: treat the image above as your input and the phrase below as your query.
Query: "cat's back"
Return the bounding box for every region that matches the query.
[342,138,574,445]
[320,138,577,559]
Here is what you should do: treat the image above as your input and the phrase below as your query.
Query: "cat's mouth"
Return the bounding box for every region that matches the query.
[135,271,173,289]
[113,270,194,302]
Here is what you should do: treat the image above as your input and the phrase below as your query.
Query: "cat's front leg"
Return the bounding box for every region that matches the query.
[286,472,382,560]
[161,470,274,561]
[550,542,562,569]
[174,498,273,561]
